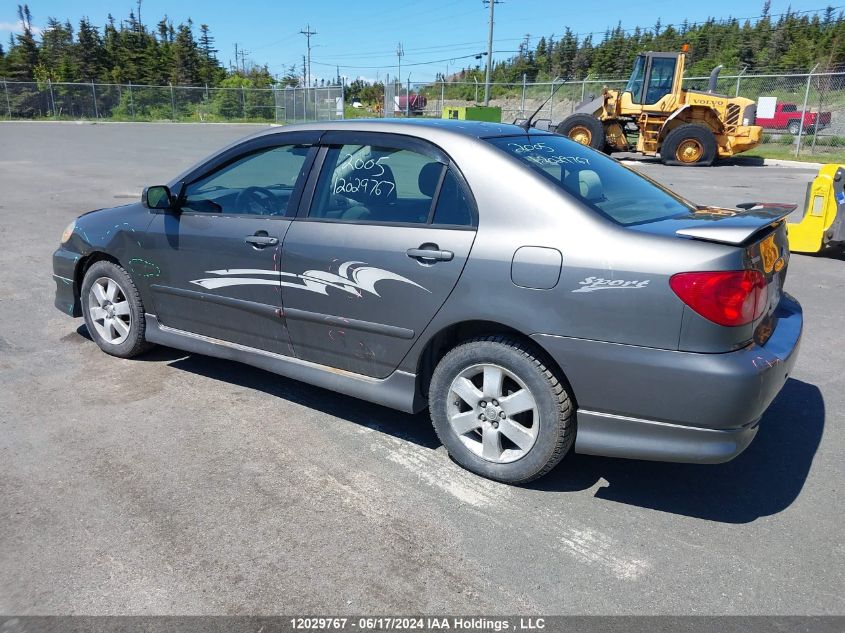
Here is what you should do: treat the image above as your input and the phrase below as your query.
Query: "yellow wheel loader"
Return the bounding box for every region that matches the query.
[556,50,762,166]
[787,164,845,253]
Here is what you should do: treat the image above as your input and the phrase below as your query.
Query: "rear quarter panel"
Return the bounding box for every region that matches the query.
[397,139,730,374]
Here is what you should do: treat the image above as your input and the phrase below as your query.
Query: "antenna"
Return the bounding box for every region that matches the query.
[519,78,566,131]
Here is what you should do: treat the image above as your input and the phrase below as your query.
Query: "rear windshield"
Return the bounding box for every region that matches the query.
[485,135,694,225]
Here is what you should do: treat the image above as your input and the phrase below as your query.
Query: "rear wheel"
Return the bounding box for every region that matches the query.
[660,124,718,166]
[81,260,152,358]
[429,336,574,484]
[556,113,606,151]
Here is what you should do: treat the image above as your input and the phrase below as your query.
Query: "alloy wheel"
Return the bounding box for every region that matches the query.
[446,363,539,463]
[87,276,132,345]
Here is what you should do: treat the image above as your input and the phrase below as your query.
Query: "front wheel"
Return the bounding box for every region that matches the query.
[429,336,574,484]
[787,121,801,136]
[81,260,153,358]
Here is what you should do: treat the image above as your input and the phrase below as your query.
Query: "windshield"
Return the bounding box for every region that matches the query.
[625,55,646,102]
[486,135,694,226]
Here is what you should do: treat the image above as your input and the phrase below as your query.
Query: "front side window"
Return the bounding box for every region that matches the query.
[181,144,311,216]
[310,144,448,224]
[486,135,694,226]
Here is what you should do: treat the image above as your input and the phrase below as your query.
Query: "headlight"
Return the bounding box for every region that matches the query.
[60,220,76,244]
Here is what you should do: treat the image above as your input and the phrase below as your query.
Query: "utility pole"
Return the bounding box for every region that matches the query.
[234,43,239,74]
[396,42,404,86]
[482,0,501,106]
[300,25,317,88]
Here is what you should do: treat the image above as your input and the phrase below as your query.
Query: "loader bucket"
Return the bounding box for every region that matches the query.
[787,164,845,253]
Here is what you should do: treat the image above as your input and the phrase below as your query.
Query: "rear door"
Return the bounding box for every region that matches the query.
[280,132,477,377]
[145,133,318,355]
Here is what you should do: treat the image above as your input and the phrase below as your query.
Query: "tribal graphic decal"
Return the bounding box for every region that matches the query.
[190,260,430,297]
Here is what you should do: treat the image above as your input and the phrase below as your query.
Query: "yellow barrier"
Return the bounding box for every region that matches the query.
[787,164,845,253]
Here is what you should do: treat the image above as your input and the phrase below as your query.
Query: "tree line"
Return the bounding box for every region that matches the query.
[0,4,287,88]
[449,2,845,85]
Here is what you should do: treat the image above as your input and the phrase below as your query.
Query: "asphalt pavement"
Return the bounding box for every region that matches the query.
[0,122,842,615]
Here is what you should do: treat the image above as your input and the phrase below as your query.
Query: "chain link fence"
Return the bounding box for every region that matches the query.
[0,79,344,124]
[401,70,845,158]
[4,71,845,157]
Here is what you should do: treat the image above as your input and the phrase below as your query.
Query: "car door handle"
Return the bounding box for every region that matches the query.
[245,235,278,247]
[406,246,454,262]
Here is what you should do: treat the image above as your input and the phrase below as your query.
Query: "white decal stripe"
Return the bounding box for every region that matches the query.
[206,269,285,277]
[190,261,430,296]
[191,278,281,290]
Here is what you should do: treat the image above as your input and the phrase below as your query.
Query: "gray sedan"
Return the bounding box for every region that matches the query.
[52,119,802,483]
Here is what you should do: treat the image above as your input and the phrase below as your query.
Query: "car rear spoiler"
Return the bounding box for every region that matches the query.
[675,203,797,246]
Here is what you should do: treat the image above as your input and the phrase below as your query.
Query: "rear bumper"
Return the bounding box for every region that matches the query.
[532,294,803,463]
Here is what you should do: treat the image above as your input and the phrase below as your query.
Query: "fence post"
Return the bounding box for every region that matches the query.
[521,74,526,118]
[474,78,478,104]
[128,81,135,120]
[440,81,445,118]
[241,85,247,119]
[169,82,176,120]
[3,78,10,118]
[581,74,588,102]
[735,66,746,98]
[47,78,56,117]
[406,78,411,117]
[205,83,210,101]
[796,64,819,157]
[91,80,98,119]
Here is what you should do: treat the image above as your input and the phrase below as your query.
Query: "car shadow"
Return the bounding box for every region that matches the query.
[163,352,442,449]
[530,378,824,523]
[85,327,822,522]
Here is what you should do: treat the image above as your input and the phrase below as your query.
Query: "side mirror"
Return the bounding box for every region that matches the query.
[142,185,175,210]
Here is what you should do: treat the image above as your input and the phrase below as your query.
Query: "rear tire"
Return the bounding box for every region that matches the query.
[428,336,574,484]
[81,260,152,358]
[556,114,606,151]
[660,124,718,166]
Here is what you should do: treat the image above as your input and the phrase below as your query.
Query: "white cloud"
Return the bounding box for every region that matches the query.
[0,20,42,35]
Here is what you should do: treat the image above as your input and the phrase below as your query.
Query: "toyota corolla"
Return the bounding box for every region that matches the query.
[52,119,802,483]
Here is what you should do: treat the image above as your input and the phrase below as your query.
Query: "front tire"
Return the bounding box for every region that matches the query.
[429,336,574,484]
[556,113,606,151]
[660,123,718,166]
[787,121,801,136]
[81,260,152,358]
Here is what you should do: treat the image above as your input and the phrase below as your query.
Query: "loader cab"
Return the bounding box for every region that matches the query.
[623,52,684,108]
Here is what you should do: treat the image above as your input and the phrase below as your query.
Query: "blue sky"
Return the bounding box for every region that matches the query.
[0,0,836,81]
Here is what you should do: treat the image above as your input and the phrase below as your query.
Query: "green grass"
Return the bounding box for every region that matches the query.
[742,145,845,164]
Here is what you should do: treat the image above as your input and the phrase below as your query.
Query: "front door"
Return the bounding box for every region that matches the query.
[280,136,478,377]
[146,142,315,355]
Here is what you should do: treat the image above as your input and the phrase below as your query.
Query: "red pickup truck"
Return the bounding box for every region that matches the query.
[756,102,832,134]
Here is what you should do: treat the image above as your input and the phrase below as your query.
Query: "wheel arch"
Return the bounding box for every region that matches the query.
[73,251,121,305]
[413,319,576,410]
[658,105,724,141]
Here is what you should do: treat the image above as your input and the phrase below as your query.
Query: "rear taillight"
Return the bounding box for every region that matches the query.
[670,270,768,327]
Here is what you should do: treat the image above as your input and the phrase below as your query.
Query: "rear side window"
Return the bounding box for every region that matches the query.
[486,135,694,226]
[432,169,474,226]
[308,144,475,227]
[310,144,437,224]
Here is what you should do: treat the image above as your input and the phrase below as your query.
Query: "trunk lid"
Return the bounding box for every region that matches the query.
[631,203,793,346]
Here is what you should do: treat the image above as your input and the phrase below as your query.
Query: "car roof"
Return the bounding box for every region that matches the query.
[250,118,552,141]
